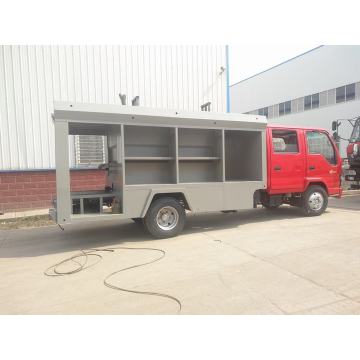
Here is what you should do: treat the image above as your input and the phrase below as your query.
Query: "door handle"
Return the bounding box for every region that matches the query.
[274,165,281,171]
[309,165,315,170]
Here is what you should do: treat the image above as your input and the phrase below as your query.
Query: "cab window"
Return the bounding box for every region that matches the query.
[306,131,337,165]
[272,130,299,153]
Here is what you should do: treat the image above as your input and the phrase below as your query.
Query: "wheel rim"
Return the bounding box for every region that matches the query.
[308,192,324,211]
[156,206,179,231]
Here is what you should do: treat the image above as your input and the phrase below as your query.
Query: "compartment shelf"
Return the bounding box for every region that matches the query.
[124,126,174,157]
[125,156,173,161]
[179,157,220,161]
[178,160,222,183]
[125,160,175,184]
[225,130,263,181]
[178,128,223,183]
[124,125,177,185]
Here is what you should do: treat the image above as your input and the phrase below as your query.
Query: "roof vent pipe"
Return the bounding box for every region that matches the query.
[119,93,127,105]
[132,96,140,106]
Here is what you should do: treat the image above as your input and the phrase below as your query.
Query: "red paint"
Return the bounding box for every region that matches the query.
[347,143,354,155]
[347,142,360,171]
[266,125,342,197]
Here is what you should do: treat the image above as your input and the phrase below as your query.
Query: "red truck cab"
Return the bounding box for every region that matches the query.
[259,125,342,216]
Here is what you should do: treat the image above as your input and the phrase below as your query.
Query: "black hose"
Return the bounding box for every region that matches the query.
[44,246,182,314]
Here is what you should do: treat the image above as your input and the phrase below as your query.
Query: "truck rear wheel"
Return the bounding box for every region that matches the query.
[144,197,186,238]
[301,185,328,216]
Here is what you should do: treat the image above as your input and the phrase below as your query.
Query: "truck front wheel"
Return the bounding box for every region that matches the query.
[301,185,328,216]
[144,197,186,238]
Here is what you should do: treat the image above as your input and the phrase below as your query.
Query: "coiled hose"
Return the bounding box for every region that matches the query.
[44,246,182,314]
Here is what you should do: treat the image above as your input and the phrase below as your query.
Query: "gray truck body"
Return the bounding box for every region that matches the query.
[51,102,267,225]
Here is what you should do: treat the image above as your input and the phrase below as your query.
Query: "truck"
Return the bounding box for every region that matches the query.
[51,102,342,238]
[332,116,360,188]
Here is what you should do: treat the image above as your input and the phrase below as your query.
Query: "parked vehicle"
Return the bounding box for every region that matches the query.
[332,116,360,188]
[263,125,342,212]
[51,102,342,238]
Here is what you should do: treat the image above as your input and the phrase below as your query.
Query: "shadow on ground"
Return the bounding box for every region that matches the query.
[0,206,307,259]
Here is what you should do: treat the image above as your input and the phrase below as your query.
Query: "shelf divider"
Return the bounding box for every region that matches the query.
[178,157,221,161]
[125,156,173,161]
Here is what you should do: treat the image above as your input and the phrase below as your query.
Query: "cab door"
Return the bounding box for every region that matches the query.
[305,130,341,195]
[269,128,306,193]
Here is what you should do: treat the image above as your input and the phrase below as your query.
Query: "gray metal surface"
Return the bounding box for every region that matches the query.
[52,102,267,224]
[55,101,266,130]
[54,120,71,224]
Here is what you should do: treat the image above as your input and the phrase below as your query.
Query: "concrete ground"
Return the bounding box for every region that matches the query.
[1,198,360,315]
[329,193,360,211]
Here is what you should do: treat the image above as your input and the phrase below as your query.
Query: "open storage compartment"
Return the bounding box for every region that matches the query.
[225,130,263,181]
[124,125,176,184]
[68,123,123,215]
[178,128,223,182]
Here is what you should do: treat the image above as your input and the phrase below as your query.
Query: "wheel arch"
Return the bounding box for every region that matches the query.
[306,181,329,195]
[141,190,192,218]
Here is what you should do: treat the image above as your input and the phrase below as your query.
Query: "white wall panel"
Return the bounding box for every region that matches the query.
[231,45,360,113]
[0,45,227,170]
[229,45,360,157]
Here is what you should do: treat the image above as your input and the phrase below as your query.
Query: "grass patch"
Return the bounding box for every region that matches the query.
[0,215,55,230]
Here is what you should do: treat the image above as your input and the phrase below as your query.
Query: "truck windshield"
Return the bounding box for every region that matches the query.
[350,121,360,142]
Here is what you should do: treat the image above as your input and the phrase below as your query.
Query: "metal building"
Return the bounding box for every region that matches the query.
[0,45,228,171]
[230,45,360,156]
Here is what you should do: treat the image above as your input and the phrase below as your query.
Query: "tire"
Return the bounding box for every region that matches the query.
[143,197,186,238]
[131,217,143,225]
[301,185,328,216]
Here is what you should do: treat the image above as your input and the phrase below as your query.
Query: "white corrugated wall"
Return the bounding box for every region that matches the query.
[0,45,227,170]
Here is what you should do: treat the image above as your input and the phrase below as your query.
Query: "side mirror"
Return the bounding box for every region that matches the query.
[332,121,338,131]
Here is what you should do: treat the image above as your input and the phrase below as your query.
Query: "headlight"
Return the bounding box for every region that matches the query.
[353,144,359,155]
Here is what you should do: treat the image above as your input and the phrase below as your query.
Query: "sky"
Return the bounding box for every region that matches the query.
[229,44,319,86]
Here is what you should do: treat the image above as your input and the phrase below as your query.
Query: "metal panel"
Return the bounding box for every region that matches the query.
[273,104,280,118]
[268,105,274,118]
[0,45,227,170]
[223,182,264,210]
[327,88,336,105]
[55,101,267,130]
[54,120,71,223]
[356,82,360,100]
[319,91,328,107]
[297,97,304,112]
[123,181,266,217]
[291,99,298,114]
